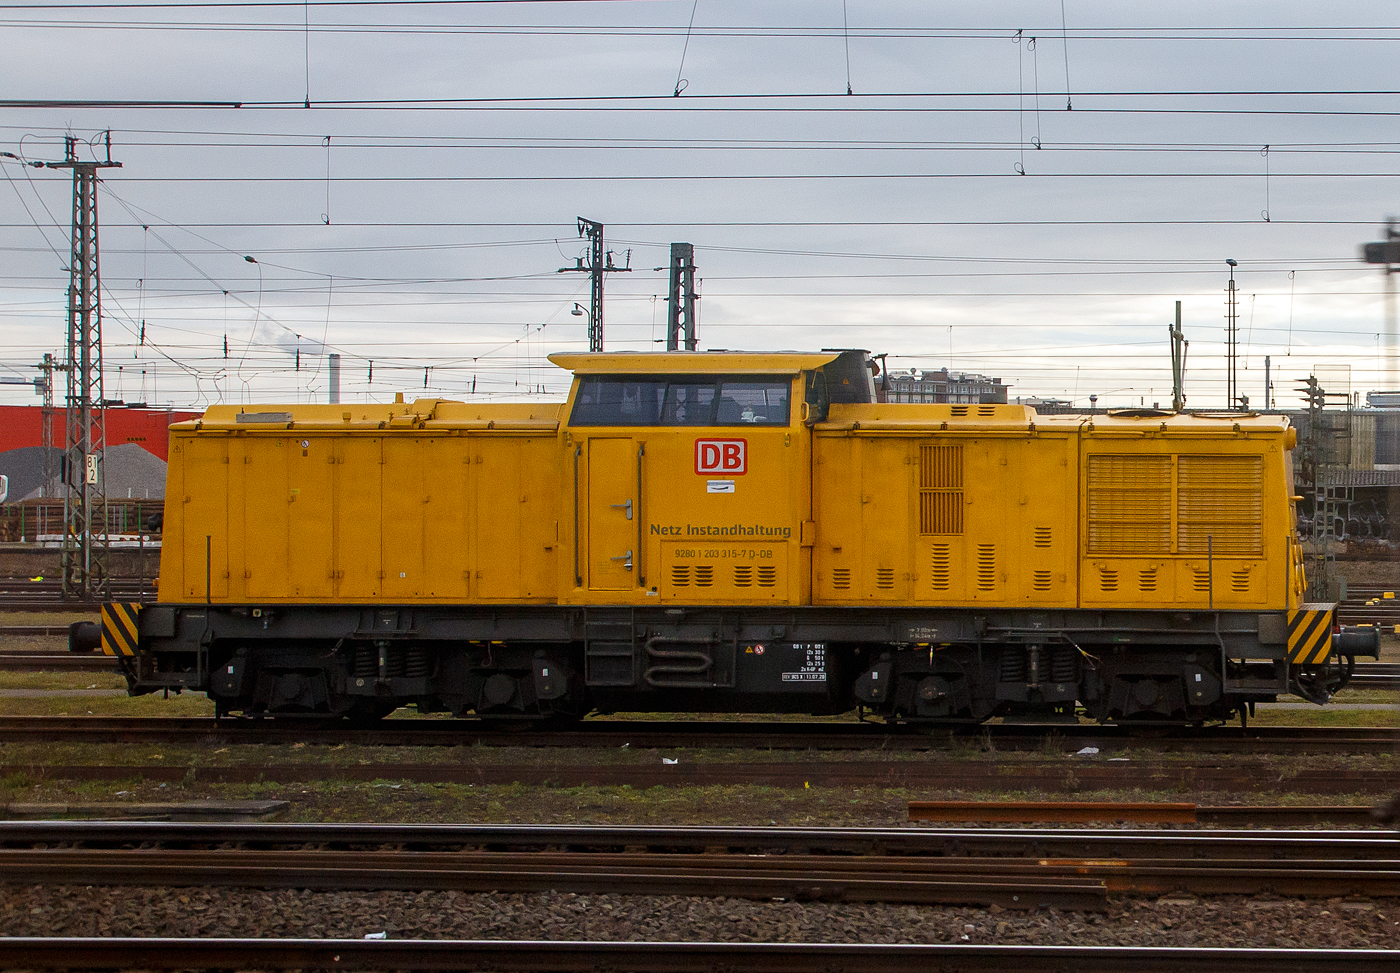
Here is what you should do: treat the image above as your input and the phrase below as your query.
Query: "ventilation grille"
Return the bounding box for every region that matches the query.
[930,544,951,591]
[918,443,964,535]
[733,564,753,588]
[1032,569,1052,591]
[1138,566,1158,593]
[875,567,895,590]
[1177,456,1264,555]
[1086,455,1171,554]
[977,405,996,417]
[975,544,996,591]
[832,567,851,590]
[1231,567,1251,593]
[671,564,691,587]
[694,564,714,587]
[1192,568,1211,592]
[757,565,777,587]
[1033,526,1052,549]
[951,405,970,417]
[1099,567,1119,592]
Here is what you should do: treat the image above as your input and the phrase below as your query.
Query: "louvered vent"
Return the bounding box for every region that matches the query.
[1086,455,1171,554]
[919,443,963,535]
[1033,526,1052,549]
[694,565,714,587]
[671,564,691,587]
[930,544,951,591]
[875,567,895,590]
[977,405,996,417]
[1231,567,1251,593]
[950,405,970,416]
[975,544,996,591]
[832,567,851,590]
[1138,566,1158,593]
[1032,569,1052,591]
[1192,568,1211,592]
[1178,456,1264,555]
[733,564,753,587]
[757,565,777,587]
[1099,567,1119,592]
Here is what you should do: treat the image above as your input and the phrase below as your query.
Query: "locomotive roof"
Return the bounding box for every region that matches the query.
[817,404,1294,438]
[548,351,840,374]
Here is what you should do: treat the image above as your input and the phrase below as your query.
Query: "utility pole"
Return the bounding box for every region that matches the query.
[1169,300,1188,411]
[43,134,121,601]
[1362,219,1400,391]
[665,242,699,351]
[1225,259,1239,409]
[558,217,630,352]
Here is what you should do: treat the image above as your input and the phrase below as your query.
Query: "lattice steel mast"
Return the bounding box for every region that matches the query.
[665,242,699,352]
[558,217,630,352]
[43,134,121,600]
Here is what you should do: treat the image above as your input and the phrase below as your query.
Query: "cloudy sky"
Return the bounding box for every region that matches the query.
[1,1,1397,410]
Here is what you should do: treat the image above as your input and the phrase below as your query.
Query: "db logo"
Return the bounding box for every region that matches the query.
[695,439,747,475]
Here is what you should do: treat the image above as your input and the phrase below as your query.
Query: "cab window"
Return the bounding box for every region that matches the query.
[570,375,790,426]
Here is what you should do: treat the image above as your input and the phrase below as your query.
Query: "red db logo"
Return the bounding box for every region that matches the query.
[695,439,747,475]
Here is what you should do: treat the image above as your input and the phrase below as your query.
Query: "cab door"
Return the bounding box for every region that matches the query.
[588,438,639,591]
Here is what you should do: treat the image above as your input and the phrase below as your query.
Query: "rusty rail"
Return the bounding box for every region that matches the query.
[908,801,1387,826]
[0,938,1397,973]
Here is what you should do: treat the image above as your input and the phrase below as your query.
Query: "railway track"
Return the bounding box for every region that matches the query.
[0,715,1394,752]
[1340,585,1400,627]
[0,938,1395,973]
[5,756,1396,793]
[1,820,1397,907]
[0,578,151,611]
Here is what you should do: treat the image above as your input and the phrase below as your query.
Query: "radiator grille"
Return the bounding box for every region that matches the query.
[918,444,964,535]
[1177,455,1263,555]
[1085,455,1171,554]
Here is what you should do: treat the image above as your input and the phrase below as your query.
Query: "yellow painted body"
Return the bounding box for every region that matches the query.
[160,401,562,604]
[811,405,1302,612]
[159,353,1302,614]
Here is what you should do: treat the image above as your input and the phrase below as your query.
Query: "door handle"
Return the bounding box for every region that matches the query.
[610,498,633,520]
[610,550,634,570]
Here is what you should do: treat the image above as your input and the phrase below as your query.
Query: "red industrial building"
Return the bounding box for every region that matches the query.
[0,405,197,463]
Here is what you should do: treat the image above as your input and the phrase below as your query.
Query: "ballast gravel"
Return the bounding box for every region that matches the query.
[3,886,1399,949]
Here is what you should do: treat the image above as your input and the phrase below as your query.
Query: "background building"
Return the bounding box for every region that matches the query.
[882,368,1009,404]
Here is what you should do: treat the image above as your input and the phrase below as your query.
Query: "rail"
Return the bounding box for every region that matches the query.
[0,938,1396,973]
[0,715,1394,752]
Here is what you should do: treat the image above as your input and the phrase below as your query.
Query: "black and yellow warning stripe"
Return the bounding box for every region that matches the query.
[1287,604,1334,666]
[101,602,141,658]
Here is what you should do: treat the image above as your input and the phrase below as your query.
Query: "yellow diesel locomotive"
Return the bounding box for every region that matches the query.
[100,349,1376,724]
